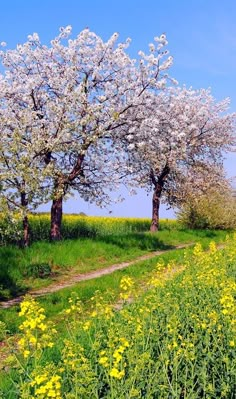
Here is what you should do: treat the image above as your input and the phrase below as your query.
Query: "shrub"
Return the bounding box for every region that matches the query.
[177,188,236,230]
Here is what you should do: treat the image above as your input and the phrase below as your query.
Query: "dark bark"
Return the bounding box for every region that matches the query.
[22,214,30,247]
[150,165,170,232]
[150,184,162,232]
[50,195,63,241]
[43,152,64,241]
[20,191,30,247]
[49,155,85,241]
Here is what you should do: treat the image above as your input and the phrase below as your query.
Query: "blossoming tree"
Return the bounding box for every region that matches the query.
[0,76,54,246]
[0,27,173,241]
[125,87,236,231]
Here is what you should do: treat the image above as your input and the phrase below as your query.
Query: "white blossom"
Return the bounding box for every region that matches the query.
[123,86,236,229]
[0,25,173,238]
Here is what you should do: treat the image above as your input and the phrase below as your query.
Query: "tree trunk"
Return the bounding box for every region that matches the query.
[22,215,30,247]
[150,184,162,232]
[150,164,170,232]
[50,195,63,241]
[20,191,30,247]
[47,153,84,242]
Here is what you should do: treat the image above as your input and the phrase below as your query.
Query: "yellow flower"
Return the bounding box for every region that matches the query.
[113,350,122,363]
[120,338,129,348]
[120,276,134,291]
[23,350,30,358]
[83,321,91,331]
[91,310,97,317]
[109,367,125,379]
[99,356,109,367]
[31,370,62,398]
[18,296,57,358]
[34,374,47,385]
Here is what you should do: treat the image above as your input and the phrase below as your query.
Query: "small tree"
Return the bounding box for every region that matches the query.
[125,87,236,231]
[0,28,174,241]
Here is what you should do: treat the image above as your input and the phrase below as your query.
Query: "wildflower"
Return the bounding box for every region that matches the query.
[82,321,90,331]
[109,367,125,379]
[64,294,82,316]
[113,350,122,363]
[30,368,62,398]
[23,350,30,359]
[98,356,109,367]
[120,276,134,291]
[18,296,57,358]
[193,243,203,256]
[209,241,217,254]
[91,310,97,317]
[120,276,134,300]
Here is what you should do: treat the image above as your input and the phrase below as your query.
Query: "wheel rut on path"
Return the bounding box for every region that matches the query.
[0,243,193,309]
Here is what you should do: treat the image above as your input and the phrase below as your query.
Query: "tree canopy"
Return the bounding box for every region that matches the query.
[0,27,173,243]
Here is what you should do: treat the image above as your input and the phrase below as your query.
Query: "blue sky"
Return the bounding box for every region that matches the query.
[1,0,236,218]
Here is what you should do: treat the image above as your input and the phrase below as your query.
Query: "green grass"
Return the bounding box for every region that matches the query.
[0,226,228,300]
[0,232,170,298]
[0,248,188,349]
[0,228,231,335]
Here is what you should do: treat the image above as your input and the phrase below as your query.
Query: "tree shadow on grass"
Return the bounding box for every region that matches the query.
[0,247,27,300]
[97,232,175,251]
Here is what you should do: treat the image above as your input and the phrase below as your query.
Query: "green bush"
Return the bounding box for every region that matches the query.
[177,188,236,230]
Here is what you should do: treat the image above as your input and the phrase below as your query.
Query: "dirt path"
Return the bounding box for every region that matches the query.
[0,243,193,309]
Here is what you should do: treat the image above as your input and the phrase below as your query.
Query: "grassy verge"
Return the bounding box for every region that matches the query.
[0,246,187,335]
[0,226,229,301]
[0,228,231,335]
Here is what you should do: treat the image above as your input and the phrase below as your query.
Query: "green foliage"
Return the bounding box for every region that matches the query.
[0,213,23,246]
[178,188,236,230]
